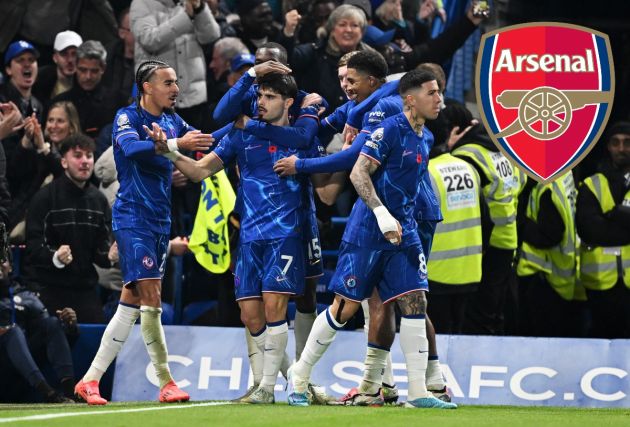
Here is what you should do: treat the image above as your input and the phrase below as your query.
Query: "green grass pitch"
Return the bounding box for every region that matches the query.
[1,402,629,427]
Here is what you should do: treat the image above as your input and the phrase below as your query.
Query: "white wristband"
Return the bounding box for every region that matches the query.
[247,68,256,77]
[373,206,398,240]
[52,251,66,269]
[167,138,179,152]
[163,152,179,161]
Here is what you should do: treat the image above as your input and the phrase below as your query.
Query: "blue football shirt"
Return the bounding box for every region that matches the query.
[111,103,192,234]
[343,112,430,249]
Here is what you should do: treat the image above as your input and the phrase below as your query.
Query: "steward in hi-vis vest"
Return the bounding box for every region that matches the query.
[427,149,487,334]
[516,171,580,337]
[575,121,630,338]
[452,126,519,335]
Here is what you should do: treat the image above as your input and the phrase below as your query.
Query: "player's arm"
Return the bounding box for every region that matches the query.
[349,137,402,245]
[168,151,225,182]
[241,106,319,149]
[143,122,213,155]
[310,172,346,205]
[346,80,399,129]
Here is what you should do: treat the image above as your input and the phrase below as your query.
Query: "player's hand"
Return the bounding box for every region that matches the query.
[108,241,119,264]
[56,245,73,265]
[253,60,292,77]
[233,114,251,129]
[56,307,77,327]
[273,155,299,177]
[343,124,359,145]
[283,9,301,37]
[143,123,169,154]
[172,168,188,188]
[374,206,402,245]
[446,119,478,150]
[418,0,436,20]
[383,221,402,245]
[178,130,214,151]
[169,236,189,256]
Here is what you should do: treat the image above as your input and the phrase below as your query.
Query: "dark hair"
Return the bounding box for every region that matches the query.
[256,73,298,100]
[416,63,446,93]
[58,133,96,156]
[256,42,288,65]
[399,69,437,95]
[346,50,388,81]
[134,59,171,107]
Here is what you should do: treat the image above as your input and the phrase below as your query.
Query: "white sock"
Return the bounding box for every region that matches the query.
[294,310,317,361]
[399,316,430,400]
[359,345,388,394]
[260,321,289,392]
[141,306,173,388]
[361,300,395,388]
[293,308,344,383]
[246,326,266,386]
[280,351,290,380]
[84,303,140,383]
[426,358,446,390]
[383,353,395,387]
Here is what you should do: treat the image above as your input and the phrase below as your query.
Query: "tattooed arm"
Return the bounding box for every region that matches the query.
[350,155,402,244]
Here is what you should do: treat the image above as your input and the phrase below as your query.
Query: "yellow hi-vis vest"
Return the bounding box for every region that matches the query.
[188,171,236,273]
[517,172,578,300]
[452,144,518,250]
[427,153,483,284]
[579,173,630,290]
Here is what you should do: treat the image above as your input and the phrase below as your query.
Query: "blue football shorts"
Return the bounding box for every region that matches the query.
[233,237,305,301]
[114,228,169,287]
[329,241,429,303]
[303,211,324,279]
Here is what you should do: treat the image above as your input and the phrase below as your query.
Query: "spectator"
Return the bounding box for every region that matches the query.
[102,8,136,109]
[0,255,77,403]
[7,102,68,242]
[227,53,256,86]
[576,121,630,338]
[44,101,81,151]
[290,4,375,113]
[207,37,250,107]
[33,31,83,108]
[227,1,298,55]
[52,40,119,140]
[131,0,220,130]
[287,0,338,44]
[24,134,114,324]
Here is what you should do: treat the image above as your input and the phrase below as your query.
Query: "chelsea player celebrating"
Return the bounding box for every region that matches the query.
[287,69,456,409]
[151,73,336,404]
[75,60,213,405]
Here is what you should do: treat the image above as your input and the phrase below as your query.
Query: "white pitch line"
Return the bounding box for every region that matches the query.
[0,401,231,423]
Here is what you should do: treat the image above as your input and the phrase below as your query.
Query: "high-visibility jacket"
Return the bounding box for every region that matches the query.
[427,153,483,284]
[453,144,518,249]
[517,172,578,300]
[579,173,630,290]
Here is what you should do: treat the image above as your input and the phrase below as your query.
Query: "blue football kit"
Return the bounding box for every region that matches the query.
[111,103,192,285]
[328,112,431,303]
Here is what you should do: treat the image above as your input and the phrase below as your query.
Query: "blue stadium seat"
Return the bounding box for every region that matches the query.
[182,300,218,325]
[161,302,175,325]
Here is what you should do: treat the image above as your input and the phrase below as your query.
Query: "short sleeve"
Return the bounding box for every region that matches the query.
[360,126,392,165]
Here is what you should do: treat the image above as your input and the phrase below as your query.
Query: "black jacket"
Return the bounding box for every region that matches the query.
[24,174,112,290]
[576,166,630,247]
[51,80,118,139]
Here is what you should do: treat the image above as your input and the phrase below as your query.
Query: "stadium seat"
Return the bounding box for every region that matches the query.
[182,300,218,325]
[161,302,175,325]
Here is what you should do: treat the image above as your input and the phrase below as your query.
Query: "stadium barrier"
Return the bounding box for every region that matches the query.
[111,326,630,407]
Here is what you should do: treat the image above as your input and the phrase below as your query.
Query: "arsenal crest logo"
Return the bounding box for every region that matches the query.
[476,23,615,182]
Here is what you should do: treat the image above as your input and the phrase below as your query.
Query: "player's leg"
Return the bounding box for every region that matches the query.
[289,242,379,406]
[132,231,187,403]
[76,229,145,405]
[232,241,268,402]
[384,245,456,409]
[425,314,449,401]
[295,216,323,361]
